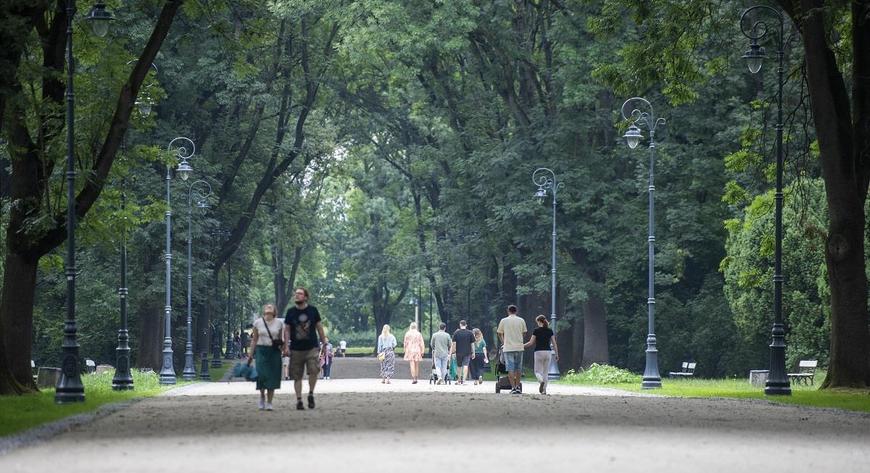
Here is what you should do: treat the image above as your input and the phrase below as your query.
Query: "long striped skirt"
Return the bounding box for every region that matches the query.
[379,349,396,378]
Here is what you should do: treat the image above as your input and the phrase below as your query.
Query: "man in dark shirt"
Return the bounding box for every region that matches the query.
[451,320,475,385]
[283,287,326,410]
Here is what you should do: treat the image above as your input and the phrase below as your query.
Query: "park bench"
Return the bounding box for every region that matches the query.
[787,360,818,385]
[668,362,696,378]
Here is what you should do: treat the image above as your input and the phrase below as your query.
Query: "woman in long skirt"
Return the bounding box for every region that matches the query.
[403,322,425,384]
[378,324,397,383]
[248,304,284,410]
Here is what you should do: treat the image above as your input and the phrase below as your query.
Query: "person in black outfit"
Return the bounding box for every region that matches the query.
[524,314,559,395]
[283,287,327,410]
[450,320,476,385]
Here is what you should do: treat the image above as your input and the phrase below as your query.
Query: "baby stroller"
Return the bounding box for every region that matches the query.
[428,359,453,385]
[494,347,521,393]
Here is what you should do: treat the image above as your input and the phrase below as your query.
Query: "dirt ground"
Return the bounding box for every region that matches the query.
[1,377,868,473]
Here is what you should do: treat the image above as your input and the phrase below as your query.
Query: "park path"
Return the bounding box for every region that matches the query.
[1,360,869,473]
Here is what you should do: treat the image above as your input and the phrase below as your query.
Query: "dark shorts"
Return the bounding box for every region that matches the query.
[457,354,471,367]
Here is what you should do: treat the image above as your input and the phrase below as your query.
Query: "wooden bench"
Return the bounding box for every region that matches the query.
[787,360,818,385]
[668,362,696,378]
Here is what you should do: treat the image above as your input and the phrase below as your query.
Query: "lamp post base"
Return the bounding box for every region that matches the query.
[112,346,134,391]
[200,353,211,380]
[765,323,791,395]
[182,348,196,381]
[641,335,662,389]
[547,350,560,380]
[158,342,176,385]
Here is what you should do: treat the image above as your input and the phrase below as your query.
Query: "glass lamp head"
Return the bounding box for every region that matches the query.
[742,42,766,74]
[623,123,643,149]
[534,187,547,203]
[85,2,114,38]
[177,160,193,181]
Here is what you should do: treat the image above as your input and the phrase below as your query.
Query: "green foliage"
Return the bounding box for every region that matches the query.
[562,363,641,384]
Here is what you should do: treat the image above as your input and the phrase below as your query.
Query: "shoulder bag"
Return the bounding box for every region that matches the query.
[262,318,283,351]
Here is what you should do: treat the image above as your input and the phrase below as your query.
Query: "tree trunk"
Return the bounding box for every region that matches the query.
[0,252,39,391]
[788,0,870,388]
[135,297,163,370]
[581,295,609,368]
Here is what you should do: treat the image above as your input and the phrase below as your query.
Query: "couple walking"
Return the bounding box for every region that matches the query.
[376,322,427,383]
[247,287,326,411]
[497,305,560,395]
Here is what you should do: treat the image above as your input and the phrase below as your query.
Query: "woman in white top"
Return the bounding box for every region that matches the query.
[248,304,284,410]
[377,324,397,383]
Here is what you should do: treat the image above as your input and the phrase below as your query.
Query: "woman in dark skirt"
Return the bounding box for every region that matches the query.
[248,304,284,410]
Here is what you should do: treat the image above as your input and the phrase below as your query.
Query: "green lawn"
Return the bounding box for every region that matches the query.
[208,360,233,381]
[0,370,185,437]
[560,375,870,413]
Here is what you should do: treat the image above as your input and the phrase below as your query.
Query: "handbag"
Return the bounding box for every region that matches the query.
[244,363,258,382]
[262,317,283,351]
[377,352,386,362]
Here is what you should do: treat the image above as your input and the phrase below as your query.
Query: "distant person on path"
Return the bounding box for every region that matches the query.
[339,340,347,357]
[248,304,283,410]
[497,305,527,394]
[240,327,250,357]
[233,331,241,358]
[451,320,475,385]
[430,323,452,384]
[377,324,397,383]
[283,287,326,410]
[320,337,334,380]
[524,315,559,395]
[403,322,425,384]
[470,328,488,385]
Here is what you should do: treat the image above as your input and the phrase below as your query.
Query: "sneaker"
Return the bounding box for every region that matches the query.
[258,398,265,410]
[296,399,305,410]
[265,402,273,411]
[539,382,545,394]
[511,388,521,395]
[308,394,315,409]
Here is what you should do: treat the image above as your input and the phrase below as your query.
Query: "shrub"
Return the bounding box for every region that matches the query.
[562,363,641,384]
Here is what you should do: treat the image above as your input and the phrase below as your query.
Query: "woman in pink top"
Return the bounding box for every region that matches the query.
[403,322,425,384]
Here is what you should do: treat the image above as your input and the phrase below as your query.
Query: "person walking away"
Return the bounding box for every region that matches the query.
[233,331,241,358]
[470,328,488,385]
[430,323,452,384]
[497,305,527,394]
[403,322,425,383]
[450,320,475,384]
[283,287,327,410]
[240,326,250,357]
[248,304,283,410]
[524,315,559,395]
[320,337,334,380]
[339,340,347,357]
[377,324,397,383]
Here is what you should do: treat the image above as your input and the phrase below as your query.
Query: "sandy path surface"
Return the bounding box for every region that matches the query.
[2,379,869,473]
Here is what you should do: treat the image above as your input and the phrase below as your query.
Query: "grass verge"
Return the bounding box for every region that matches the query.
[559,366,870,413]
[0,370,187,437]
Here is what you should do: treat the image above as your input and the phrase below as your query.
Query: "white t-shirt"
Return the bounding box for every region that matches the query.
[253,317,284,346]
[339,340,347,349]
[497,314,528,352]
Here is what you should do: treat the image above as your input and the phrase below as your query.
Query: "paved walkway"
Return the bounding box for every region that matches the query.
[1,370,869,472]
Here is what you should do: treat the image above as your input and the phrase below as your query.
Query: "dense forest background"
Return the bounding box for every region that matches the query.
[1,0,868,392]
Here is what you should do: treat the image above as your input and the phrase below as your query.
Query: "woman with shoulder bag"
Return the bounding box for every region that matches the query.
[249,304,284,410]
[377,324,397,384]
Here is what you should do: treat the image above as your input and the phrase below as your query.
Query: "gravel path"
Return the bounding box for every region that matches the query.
[1,377,868,472]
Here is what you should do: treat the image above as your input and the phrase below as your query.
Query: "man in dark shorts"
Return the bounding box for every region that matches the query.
[283,287,326,410]
[451,320,475,385]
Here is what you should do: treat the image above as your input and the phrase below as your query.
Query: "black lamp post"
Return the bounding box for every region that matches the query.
[621,96,665,389]
[55,0,114,404]
[531,167,561,380]
[182,180,212,380]
[740,5,791,396]
[112,181,133,390]
[158,137,195,385]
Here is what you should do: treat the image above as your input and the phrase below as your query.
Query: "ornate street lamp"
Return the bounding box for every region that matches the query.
[531,167,561,380]
[182,180,213,380]
[112,180,133,390]
[56,0,115,404]
[621,96,666,389]
[159,137,196,385]
[740,5,791,396]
